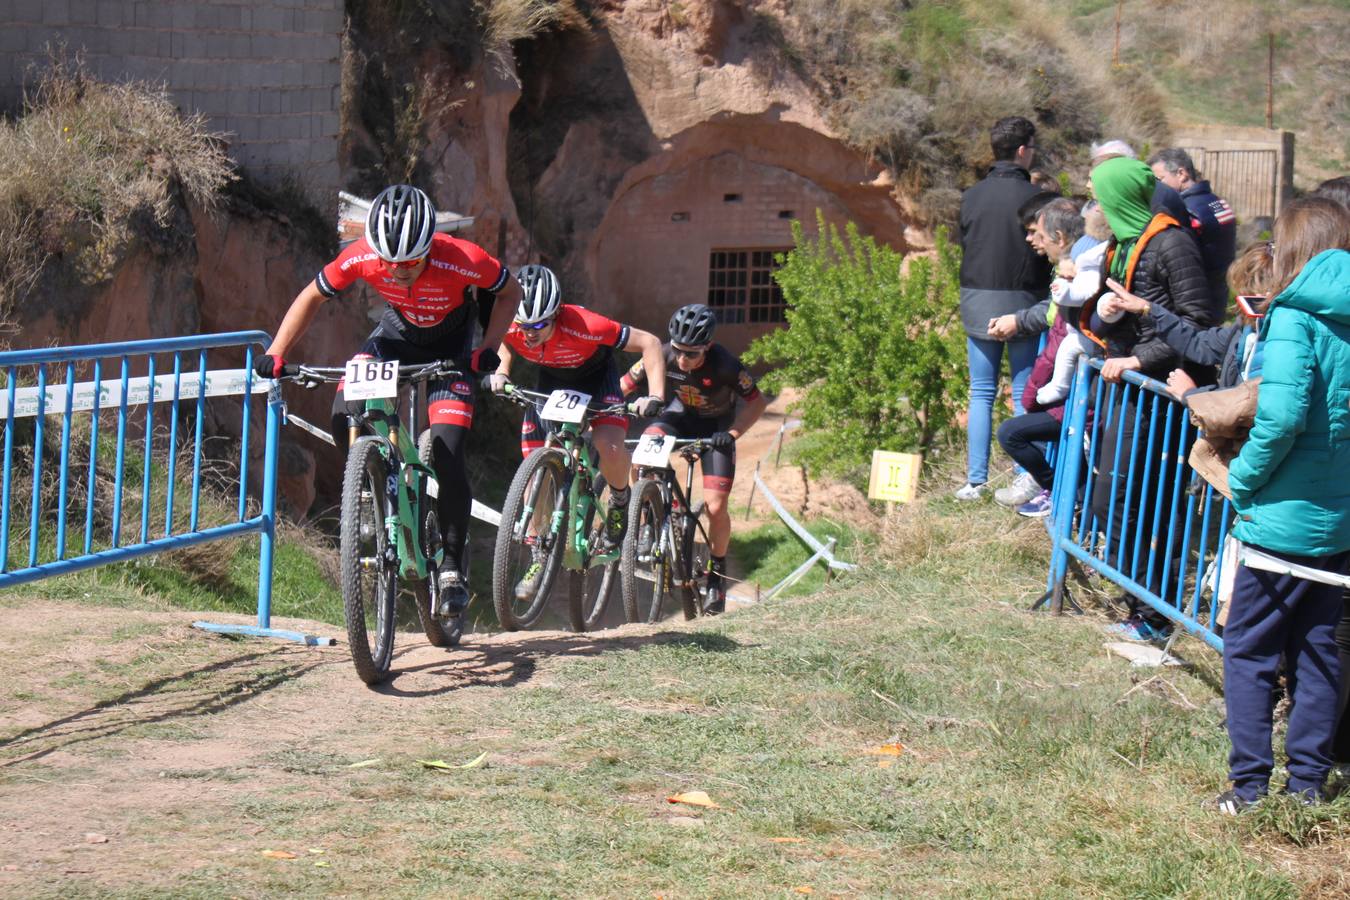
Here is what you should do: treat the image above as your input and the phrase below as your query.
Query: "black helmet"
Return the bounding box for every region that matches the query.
[515,265,562,323]
[366,184,436,262]
[668,303,716,345]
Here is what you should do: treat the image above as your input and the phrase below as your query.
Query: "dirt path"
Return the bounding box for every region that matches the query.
[0,600,698,891]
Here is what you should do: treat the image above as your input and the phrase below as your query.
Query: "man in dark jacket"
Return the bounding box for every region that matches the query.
[956,115,1054,499]
[1149,149,1238,320]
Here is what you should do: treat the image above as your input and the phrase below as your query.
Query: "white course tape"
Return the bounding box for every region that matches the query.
[752,470,856,572]
[0,369,266,419]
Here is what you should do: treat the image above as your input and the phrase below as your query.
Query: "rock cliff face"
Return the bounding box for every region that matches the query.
[21,0,914,516]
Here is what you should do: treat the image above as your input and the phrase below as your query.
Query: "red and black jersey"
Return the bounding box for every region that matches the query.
[316,233,509,345]
[504,305,629,378]
[624,343,759,419]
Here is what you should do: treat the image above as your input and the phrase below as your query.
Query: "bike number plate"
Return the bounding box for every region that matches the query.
[344,357,399,400]
[631,433,676,468]
[541,389,590,423]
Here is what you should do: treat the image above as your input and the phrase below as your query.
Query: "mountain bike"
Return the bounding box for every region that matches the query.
[621,435,715,623]
[281,360,464,684]
[491,384,641,632]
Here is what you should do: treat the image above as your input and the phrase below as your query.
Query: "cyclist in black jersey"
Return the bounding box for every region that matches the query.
[621,303,768,613]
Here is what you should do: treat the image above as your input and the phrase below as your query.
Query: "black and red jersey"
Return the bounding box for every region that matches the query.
[316,233,509,344]
[504,305,629,377]
[624,343,759,419]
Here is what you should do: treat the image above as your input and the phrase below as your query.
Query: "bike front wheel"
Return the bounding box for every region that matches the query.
[621,478,669,624]
[674,500,712,620]
[340,437,398,684]
[493,448,568,630]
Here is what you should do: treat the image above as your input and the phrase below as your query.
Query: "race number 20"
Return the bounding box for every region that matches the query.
[541,389,591,423]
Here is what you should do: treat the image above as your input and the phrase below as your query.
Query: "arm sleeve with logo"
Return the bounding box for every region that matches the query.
[315,240,369,297]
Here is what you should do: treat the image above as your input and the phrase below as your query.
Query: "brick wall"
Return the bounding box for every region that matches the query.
[1,0,342,206]
[592,152,859,359]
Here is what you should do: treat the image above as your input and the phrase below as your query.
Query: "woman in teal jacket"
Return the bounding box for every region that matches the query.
[1217,197,1350,814]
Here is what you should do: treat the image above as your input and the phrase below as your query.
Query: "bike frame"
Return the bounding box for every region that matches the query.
[352,395,440,582]
[635,441,712,588]
[504,386,626,572]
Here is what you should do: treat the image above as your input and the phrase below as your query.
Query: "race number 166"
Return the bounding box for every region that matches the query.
[344,358,399,400]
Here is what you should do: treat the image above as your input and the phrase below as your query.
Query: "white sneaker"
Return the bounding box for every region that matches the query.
[954,482,987,501]
[994,472,1039,508]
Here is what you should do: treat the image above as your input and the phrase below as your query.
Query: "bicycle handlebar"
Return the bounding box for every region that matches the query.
[278,360,468,390]
[496,383,646,418]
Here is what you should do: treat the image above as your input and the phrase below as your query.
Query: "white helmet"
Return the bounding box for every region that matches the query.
[515,265,562,324]
[365,184,436,262]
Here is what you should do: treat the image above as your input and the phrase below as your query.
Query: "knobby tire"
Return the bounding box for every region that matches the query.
[621,478,669,624]
[340,437,398,685]
[493,448,567,630]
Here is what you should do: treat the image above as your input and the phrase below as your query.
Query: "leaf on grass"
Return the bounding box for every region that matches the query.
[666,790,720,809]
[307,848,325,855]
[261,850,298,860]
[417,752,488,771]
[769,837,805,844]
[313,861,331,868]
[84,833,108,844]
[793,887,815,895]
[346,758,382,769]
[864,743,905,756]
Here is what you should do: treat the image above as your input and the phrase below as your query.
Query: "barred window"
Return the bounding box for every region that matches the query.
[706,248,790,324]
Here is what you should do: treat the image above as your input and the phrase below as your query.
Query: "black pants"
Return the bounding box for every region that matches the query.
[1335,590,1350,765]
[1224,549,1349,799]
[996,411,1060,491]
[330,324,476,572]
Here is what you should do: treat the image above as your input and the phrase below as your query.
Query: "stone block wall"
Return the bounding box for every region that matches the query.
[0,0,342,206]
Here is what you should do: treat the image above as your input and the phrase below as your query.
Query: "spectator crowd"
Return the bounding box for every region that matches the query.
[955,116,1350,812]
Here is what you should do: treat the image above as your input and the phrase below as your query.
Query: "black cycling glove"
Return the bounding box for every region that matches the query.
[253,354,284,379]
[707,431,735,450]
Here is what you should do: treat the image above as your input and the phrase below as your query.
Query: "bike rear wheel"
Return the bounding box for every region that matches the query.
[621,478,669,624]
[568,475,620,632]
[340,437,398,684]
[493,448,568,630]
[413,429,460,647]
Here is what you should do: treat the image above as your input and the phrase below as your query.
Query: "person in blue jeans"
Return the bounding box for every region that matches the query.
[955,115,1053,499]
[1211,197,1350,814]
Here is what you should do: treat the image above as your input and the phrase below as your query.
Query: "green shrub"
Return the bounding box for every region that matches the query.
[0,55,234,321]
[744,214,967,478]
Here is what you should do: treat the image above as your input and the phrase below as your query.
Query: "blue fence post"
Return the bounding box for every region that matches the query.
[1036,355,1090,614]
[254,382,282,631]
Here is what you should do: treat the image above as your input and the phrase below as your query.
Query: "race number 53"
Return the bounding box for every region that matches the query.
[631,433,676,468]
[344,358,399,400]
[541,389,591,423]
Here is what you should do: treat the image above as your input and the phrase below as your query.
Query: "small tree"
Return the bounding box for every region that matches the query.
[744,212,967,478]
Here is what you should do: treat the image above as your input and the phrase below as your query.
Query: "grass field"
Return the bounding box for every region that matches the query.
[2,494,1346,897]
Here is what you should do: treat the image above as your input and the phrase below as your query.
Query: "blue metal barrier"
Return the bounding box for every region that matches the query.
[0,332,325,645]
[1040,357,1231,652]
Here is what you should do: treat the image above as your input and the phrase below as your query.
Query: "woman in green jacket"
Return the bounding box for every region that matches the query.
[1217,197,1350,814]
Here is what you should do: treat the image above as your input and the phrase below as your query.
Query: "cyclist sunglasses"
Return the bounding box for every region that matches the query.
[671,344,707,358]
[515,319,552,331]
[383,256,426,270]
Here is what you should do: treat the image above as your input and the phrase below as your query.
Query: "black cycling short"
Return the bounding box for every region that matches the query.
[332,322,477,430]
[642,411,735,492]
[520,363,626,456]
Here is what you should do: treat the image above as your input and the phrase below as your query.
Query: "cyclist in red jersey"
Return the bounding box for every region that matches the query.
[486,266,665,556]
[255,185,522,619]
[621,303,767,613]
